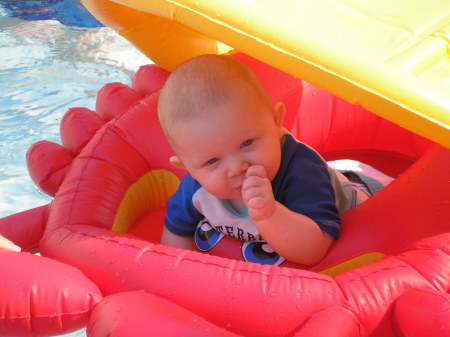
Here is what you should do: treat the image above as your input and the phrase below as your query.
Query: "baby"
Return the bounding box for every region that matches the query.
[157,54,370,266]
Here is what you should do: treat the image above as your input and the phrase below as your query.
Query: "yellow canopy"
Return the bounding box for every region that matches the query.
[83,0,450,148]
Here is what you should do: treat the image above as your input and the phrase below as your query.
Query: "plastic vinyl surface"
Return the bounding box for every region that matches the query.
[0,51,448,337]
[81,0,450,148]
[0,0,449,335]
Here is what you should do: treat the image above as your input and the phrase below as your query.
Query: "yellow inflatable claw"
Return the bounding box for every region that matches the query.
[82,0,450,148]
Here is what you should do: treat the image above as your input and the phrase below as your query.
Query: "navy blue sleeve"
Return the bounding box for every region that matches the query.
[164,174,203,236]
[272,137,341,239]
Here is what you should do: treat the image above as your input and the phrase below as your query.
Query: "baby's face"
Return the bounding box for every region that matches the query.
[171,95,284,201]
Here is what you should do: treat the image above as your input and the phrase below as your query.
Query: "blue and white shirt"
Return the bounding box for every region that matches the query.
[165,134,361,245]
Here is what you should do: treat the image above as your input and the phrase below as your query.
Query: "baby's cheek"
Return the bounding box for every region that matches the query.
[202,176,225,197]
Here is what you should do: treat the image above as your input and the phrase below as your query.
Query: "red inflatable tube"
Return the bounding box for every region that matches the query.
[0,251,102,337]
[41,225,348,336]
[40,226,449,337]
[88,291,239,337]
[393,289,450,337]
[0,205,48,252]
[292,306,361,337]
[1,51,449,336]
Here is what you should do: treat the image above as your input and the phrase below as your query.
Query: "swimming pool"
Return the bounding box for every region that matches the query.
[0,4,149,336]
[0,6,149,220]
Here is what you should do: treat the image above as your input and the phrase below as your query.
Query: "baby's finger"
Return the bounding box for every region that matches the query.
[243,185,266,203]
[247,196,266,209]
[246,165,267,178]
[247,196,276,221]
[242,175,266,190]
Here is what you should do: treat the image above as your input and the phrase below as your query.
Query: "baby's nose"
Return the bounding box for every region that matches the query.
[227,156,249,178]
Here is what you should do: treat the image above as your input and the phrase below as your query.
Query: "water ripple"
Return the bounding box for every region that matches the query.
[0,15,149,218]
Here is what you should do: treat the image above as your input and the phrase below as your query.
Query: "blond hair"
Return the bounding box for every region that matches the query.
[158,54,271,143]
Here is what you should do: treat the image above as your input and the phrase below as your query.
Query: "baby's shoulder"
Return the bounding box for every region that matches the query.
[283,134,326,167]
[175,173,203,196]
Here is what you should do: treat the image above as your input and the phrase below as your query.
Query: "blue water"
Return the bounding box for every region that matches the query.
[0,5,149,336]
[0,5,149,219]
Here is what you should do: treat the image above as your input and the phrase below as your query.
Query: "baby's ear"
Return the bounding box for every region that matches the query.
[169,155,186,170]
[273,101,286,128]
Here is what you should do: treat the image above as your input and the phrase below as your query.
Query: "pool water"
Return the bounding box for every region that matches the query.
[0,7,149,219]
[0,5,149,336]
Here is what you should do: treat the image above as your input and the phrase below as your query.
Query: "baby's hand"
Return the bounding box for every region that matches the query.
[242,165,276,221]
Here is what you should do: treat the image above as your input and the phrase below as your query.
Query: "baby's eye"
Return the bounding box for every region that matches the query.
[206,157,219,165]
[241,139,253,149]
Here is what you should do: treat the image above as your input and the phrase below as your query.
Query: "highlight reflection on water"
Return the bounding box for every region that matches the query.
[0,11,149,219]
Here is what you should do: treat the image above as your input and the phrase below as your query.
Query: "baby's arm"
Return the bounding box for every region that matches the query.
[0,235,21,252]
[160,227,194,250]
[242,165,333,265]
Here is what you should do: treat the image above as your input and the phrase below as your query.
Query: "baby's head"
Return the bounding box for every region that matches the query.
[158,54,286,200]
[158,55,273,144]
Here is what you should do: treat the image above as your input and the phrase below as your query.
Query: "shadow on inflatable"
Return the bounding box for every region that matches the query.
[0,50,449,337]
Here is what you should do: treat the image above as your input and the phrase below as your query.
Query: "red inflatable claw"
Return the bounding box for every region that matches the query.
[1,51,448,337]
[131,64,170,97]
[26,81,146,197]
[95,82,142,121]
[26,140,74,196]
[60,107,104,156]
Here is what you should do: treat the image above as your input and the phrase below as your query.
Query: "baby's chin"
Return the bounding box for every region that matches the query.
[229,186,244,199]
[226,197,246,212]
[213,190,243,204]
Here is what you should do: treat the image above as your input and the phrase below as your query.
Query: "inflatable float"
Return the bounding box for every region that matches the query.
[0,0,449,336]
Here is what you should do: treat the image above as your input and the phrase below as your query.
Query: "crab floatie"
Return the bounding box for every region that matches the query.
[1,0,450,336]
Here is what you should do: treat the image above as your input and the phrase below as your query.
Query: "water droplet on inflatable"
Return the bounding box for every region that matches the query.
[270,292,277,297]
